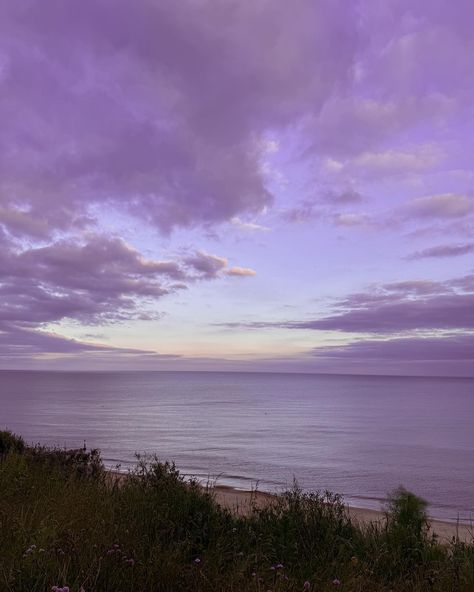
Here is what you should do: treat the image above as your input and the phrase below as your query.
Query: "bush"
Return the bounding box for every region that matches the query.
[386,486,429,539]
[0,430,25,455]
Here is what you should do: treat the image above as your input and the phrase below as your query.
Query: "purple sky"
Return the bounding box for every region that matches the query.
[1,0,473,376]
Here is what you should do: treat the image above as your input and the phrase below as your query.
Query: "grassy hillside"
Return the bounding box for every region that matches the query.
[0,431,473,592]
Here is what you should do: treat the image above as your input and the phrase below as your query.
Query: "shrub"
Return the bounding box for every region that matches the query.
[0,430,25,455]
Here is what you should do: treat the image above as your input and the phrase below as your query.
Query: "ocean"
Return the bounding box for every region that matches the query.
[1,370,473,523]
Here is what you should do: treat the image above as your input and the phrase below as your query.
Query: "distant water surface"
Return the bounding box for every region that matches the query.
[1,370,473,524]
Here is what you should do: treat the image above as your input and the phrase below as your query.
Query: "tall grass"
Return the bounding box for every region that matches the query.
[0,431,473,592]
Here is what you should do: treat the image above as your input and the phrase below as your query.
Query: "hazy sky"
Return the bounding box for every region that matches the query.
[1,0,473,375]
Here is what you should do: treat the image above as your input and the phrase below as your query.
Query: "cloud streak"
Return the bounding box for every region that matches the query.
[407,243,474,260]
[222,275,474,333]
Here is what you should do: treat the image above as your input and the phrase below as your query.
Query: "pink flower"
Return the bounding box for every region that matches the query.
[303,581,311,591]
[332,578,341,586]
[194,557,201,564]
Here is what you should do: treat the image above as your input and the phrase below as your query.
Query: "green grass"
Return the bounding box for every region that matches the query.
[0,431,473,592]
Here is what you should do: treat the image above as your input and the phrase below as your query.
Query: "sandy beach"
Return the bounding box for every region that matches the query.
[210,485,474,543]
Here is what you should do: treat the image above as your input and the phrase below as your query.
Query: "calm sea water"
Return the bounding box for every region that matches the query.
[1,370,473,523]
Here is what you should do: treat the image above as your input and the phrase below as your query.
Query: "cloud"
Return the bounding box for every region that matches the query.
[183,251,258,279]
[0,0,359,238]
[380,280,449,295]
[403,194,474,219]
[325,189,365,204]
[1,0,472,242]
[0,235,255,325]
[332,212,372,227]
[0,234,255,357]
[226,267,257,277]
[222,275,474,334]
[407,243,474,260]
[351,145,441,177]
[291,294,474,333]
[311,334,474,362]
[0,322,155,357]
[183,251,228,279]
[0,235,181,327]
[282,188,367,225]
[231,217,270,232]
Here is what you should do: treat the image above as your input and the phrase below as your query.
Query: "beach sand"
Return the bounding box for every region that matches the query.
[210,485,473,543]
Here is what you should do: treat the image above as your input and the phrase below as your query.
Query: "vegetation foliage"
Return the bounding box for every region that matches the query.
[0,431,473,592]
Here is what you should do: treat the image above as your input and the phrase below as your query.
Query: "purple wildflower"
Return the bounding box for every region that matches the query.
[303,581,311,591]
[332,578,341,586]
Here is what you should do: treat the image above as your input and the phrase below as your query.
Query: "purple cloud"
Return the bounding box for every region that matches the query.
[0,322,154,357]
[0,0,360,238]
[222,275,474,333]
[184,251,228,279]
[311,334,474,361]
[0,236,183,326]
[407,243,474,260]
[0,233,255,357]
[403,194,474,220]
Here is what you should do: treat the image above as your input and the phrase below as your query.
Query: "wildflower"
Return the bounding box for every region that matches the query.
[303,581,311,591]
[332,578,341,586]
[251,572,257,577]
[24,545,36,556]
[275,563,284,569]
[194,557,201,564]
[125,558,135,567]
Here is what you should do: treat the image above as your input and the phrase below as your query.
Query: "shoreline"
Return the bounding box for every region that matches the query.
[210,485,473,542]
